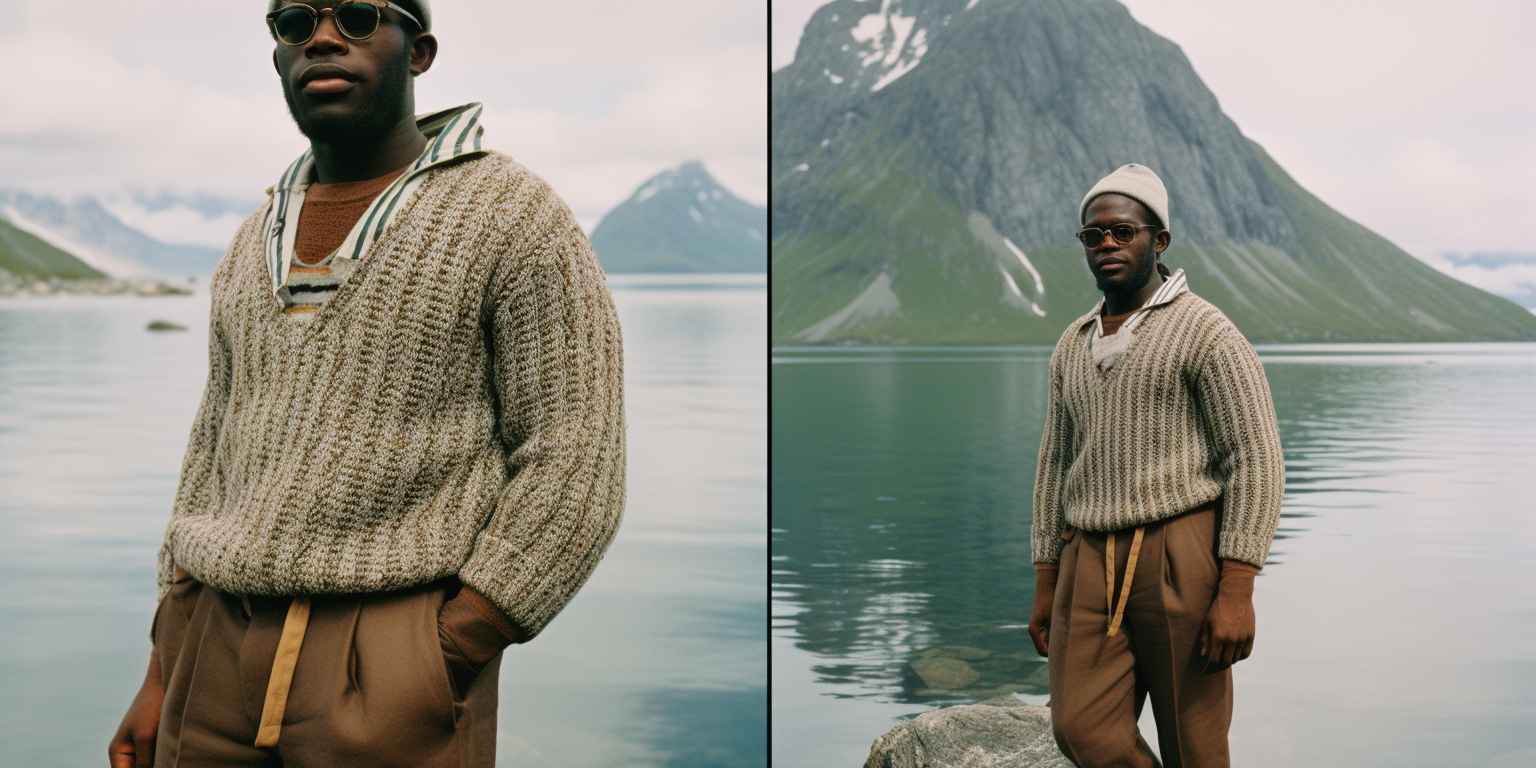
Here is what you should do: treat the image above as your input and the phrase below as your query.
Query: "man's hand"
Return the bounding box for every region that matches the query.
[109,652,163,768]
[1200,560,1258,668]
[1028,565,1059,657]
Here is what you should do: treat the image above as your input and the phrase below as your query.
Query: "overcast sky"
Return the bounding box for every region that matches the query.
[772,0,1536,264]
[0,0,765,247]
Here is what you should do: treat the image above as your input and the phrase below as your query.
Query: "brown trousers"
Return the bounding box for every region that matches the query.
[151,577,501,768]
[1048,506,1232,768]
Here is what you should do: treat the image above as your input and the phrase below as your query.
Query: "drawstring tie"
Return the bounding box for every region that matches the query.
[1104,526,1145,637]
[255,597,312,748]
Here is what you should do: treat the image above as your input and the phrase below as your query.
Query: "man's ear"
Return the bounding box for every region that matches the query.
[273,49,280,75]
[1154,229,1171,255]
[409,33,438,76]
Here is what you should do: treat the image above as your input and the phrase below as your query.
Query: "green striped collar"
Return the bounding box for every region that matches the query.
[263,102,488,298]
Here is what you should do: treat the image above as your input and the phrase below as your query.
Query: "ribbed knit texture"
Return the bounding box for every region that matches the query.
[1032,291,1284,568]
[158,151,625,641]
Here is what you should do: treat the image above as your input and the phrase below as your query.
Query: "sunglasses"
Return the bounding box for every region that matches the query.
[1075,223,1160,249]
[267,1,422,46]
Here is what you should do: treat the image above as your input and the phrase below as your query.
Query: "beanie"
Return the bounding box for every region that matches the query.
[1079,163,1169,230]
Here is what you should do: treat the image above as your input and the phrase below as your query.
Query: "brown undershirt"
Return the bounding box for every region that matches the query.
[1100,307,1137,336]
[294,168,406,265]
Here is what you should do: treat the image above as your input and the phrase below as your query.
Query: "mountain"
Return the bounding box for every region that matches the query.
[771,0,1536,343]
[0,191,225,279]
[589,162,767,273]
[0,217,105,280]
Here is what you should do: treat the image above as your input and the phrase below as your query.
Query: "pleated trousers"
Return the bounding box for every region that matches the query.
[151,576,502,768]
[1047,505,1232,768]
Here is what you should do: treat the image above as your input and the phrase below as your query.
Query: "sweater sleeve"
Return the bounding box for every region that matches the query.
[1031,342,1074,565]
[1194,324,1285,568]
[456,187,626,642]
[157,267,235,598]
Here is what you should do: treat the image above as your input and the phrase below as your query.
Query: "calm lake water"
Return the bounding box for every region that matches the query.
[0,274,765,768]
[773,343,1536,768]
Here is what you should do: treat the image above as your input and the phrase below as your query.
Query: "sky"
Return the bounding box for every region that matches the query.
[772,0,1536,299]
[0,0,765,247]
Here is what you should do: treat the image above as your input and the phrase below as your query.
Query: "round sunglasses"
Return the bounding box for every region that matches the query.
[1076,223,1160,249]
[266,1,422,46]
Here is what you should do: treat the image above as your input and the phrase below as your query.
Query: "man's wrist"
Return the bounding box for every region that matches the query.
[1218,559,1258,598]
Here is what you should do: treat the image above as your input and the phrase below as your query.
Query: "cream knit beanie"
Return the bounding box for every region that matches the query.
[1079,164,1169,229]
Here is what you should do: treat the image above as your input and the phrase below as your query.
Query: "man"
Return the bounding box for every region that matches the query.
[109,1,625,765]
[1026,164,1284,767]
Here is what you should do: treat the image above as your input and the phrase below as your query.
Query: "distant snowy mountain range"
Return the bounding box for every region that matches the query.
[1,161,766,281]
[0,190,228,279]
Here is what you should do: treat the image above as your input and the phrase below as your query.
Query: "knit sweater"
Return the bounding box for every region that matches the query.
[158,150,625,640]
[1031,290,1284,568]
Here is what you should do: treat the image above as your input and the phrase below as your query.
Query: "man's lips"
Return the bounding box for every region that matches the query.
[297,64,360,94]
[305,78,357,94]
[1094,258,1128,273]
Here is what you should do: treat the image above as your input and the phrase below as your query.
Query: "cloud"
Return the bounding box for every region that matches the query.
[0,0,765,242]
[0,27,301,201]
[481,49,768,230]
[1418,253,1536,307]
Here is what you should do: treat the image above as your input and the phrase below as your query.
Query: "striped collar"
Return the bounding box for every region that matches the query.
[1081,268,1190,338]
[263,102,488,298]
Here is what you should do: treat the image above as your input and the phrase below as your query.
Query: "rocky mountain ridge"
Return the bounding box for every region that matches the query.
[589,162,767,273]
[772,0,1536,343]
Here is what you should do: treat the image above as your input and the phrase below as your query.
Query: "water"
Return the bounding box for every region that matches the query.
[0,274,766,768]
[772,343,1536,768]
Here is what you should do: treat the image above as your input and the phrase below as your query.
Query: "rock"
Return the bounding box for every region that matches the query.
[146,320,188,332]
[910,657,981,690]
[864,697,1074,768]
[921,646,993,661]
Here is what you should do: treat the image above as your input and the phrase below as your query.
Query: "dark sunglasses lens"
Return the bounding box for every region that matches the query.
[273,7,317,44]
[1078,229,1105,249]
[336,3,382,37]
[1111,224,1137,243]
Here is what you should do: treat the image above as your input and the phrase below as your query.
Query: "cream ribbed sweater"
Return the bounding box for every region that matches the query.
[158,151,625,640]
[1031,290,1284,568]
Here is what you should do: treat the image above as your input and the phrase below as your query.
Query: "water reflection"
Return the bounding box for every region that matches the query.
[773,343,1536,767]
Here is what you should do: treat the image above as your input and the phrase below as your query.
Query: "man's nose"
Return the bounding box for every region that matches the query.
[306,12,348,55]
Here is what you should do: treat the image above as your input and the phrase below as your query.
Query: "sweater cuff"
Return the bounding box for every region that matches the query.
[1216,530,1271,569]
[457,533,562,641]
[458,585,524,644]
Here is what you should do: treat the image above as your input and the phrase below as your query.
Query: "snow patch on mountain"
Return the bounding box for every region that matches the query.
[1,204,153,278]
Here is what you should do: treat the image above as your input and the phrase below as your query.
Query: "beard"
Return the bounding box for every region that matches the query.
[1093,238,1160,294]
[283,49,412,145]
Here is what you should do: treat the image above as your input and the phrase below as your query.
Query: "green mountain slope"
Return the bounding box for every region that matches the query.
[0,216,104,280]
[590,162,766,273]
[771,0,1536,343]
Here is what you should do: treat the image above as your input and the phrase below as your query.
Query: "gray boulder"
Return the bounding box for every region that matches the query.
[864,697,1075,768]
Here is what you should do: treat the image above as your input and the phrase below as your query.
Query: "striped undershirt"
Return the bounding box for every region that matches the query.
[263,102,488,319]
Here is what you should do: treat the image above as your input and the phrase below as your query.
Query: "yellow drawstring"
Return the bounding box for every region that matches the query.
[1105,526,1145,637]
[255,597,312,748]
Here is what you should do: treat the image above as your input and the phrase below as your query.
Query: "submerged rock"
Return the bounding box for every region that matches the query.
[864,697,1073,768]
[921,646,993,661]
[910,657,981,690]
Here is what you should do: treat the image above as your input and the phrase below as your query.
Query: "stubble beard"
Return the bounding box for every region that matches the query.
[283,49,412,146]
[1094,239,1160,296]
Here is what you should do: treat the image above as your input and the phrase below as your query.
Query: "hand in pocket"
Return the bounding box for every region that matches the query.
[437,587,516,698]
